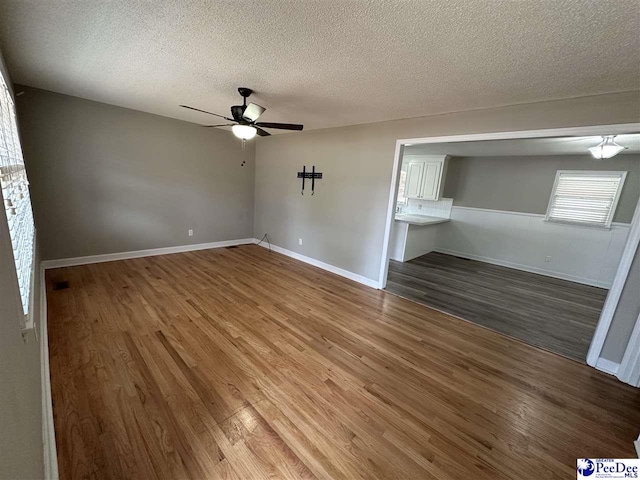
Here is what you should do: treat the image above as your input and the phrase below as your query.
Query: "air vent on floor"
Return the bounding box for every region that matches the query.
[53,281,69,290]
[226,246,238,249]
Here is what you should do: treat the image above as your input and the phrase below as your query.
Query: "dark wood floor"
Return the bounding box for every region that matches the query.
[47,245,639,480]
[386,252,608,362]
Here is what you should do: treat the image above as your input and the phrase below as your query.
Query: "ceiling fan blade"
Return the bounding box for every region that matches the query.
[202,123,236,128]
[255,122,304,131]
[256,127,271,137]
[180,104,233,121]
[242,103,266,122]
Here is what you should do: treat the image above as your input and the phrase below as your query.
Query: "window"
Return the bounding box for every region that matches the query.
[397,164,408,204]
[0,72,35,318]
[545,170,627,228]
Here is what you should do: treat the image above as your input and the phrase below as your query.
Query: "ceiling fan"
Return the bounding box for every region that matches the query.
[180,87,303,140]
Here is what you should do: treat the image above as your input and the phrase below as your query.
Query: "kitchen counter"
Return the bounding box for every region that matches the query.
[394,214,450,226]
[390,214,450,262]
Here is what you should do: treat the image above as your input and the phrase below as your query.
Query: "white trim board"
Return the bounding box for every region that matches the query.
[635,435,640,459]
[40,264,58,479]
[395,123,640,146]
[254,240,380,289]
[587,196,640,369]
[617,312,640,387]
[595,357,620,376]
[379,140,405,289]
[451,205,631,227]
[41,238,256,269]
[434,248,612,289]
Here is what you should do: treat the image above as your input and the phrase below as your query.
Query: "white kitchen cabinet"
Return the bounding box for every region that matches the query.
[405,161,425,199]
[403,155,449,201]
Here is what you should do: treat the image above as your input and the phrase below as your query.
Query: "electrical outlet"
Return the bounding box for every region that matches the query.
[188,229,194,237]
[545,256,551,262]
[417,204,423,210]
[298,238,303,246]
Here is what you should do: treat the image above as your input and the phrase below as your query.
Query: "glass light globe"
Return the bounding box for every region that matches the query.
[232,124,257,140]
[589,136,625,159]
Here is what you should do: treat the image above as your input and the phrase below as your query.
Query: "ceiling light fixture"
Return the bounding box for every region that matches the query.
[232,124,257,140]
[588,135,626,159]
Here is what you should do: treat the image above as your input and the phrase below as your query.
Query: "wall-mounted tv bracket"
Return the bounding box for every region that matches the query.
[297,165,323,195]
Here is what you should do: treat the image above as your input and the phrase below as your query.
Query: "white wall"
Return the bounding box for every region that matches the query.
[435,206,630,288]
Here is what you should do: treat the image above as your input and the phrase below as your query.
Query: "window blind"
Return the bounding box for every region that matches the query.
[546,171,626,228]
[0,74,35,317]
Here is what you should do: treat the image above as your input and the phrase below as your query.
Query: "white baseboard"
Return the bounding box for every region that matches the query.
[434,248,610,289]
[41,238,256,269]
[254,239,380,289]
[595,357,620,376]
[635,435,640,458]
[40,264,58,479]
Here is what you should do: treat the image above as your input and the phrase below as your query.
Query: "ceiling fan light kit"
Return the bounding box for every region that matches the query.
[232,124,257,140]
[588,135,626,159]
[180,87,304,142]
[242,102,266,122]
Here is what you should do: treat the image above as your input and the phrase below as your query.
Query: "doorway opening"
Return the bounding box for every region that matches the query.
[379,125,640,365]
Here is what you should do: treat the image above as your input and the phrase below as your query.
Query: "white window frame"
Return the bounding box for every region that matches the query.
[0,69,36,330]
[544,170,627,229]
[396,164,408,205]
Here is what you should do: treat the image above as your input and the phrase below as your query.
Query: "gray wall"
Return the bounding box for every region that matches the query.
[443,154,640,223]
[17,86,255,261]
[0,50,44,480]
[254,90,640,282]
[602,247,640,363]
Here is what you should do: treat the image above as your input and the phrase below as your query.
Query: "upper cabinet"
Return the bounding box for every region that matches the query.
[405,161,426,199]
[403,155,449,201]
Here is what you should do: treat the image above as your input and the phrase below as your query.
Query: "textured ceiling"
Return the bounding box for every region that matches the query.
[0,0,639,132]
[404,134,640,157]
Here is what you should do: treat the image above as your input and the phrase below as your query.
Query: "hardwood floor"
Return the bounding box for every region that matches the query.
[386,252,608,362]
[47,245,640,480]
